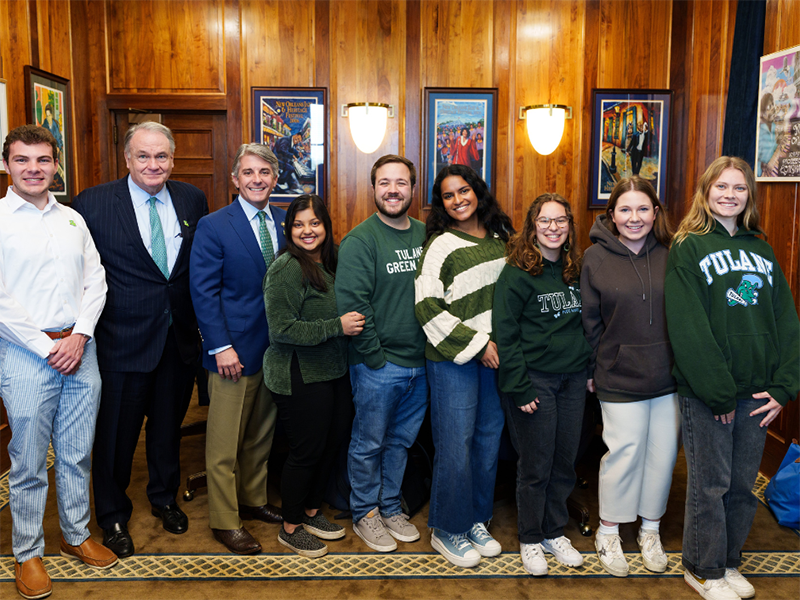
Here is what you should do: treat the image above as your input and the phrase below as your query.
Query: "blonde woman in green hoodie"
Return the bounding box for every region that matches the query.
[666,157,799,600]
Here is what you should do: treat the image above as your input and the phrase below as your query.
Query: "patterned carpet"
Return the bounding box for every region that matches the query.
[0,446,798,583]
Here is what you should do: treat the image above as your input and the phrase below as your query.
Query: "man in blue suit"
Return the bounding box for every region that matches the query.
[189,143,286,554]
[72,122,209,557]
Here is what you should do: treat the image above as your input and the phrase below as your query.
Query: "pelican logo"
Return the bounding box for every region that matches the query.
[726,274,763,307]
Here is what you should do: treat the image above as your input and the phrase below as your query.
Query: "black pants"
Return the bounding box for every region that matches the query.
[92,327,195,528]
[271,354,353,525]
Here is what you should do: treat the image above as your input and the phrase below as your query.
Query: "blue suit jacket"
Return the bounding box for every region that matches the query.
[189,200,287,377]
[72,177,209,372]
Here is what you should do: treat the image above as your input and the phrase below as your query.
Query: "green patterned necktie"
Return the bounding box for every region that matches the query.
[149,197,170,279]
[257,211,275,268]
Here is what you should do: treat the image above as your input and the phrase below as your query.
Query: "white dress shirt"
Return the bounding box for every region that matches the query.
[128,176,182,274]
[0,188,107,359]
[208,197,278,356]
[238,195,279,257]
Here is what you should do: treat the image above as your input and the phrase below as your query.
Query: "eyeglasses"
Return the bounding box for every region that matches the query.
[133,153,171,164]
[535,216,570,228]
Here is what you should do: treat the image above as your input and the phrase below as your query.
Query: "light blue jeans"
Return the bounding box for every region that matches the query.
[426,359,504,534]
[348,361,428,523]
[0,339,101,562]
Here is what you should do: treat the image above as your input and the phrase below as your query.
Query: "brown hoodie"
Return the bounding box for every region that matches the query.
[580,215,676,402]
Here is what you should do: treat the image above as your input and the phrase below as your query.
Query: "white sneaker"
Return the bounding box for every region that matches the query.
[541,535,583,567]
[466,522,502,557]
[684,570,741,600]
[520,542,548,576]
[431,529,481,568]
[595,533,629,577]
[724,568,755,598]
[637,530,668,573]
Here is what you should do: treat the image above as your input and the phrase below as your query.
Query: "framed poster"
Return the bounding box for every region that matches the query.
[0,78,8,174]
[422,88,497,206]
[251,87,327,204]
[24,66,72,202]
[755,45,800,181]
[589,89,672,208]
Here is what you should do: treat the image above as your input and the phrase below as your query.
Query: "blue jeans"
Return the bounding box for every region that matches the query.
[427,359,504,534]
[681,396,769,579]
[347,361,428,523]
[502,369,586,543]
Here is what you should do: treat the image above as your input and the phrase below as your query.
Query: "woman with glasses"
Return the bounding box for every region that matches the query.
[493,193,591,576]
[581,177,678,578]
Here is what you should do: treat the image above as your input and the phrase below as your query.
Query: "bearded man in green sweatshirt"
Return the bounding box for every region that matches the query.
[335,155,428,553]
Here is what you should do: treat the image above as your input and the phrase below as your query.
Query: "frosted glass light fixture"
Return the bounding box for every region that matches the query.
[341,102,394,154]
[519,104,573,156]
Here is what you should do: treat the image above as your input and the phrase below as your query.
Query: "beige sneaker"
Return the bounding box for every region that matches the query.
[684,570,740,600]
[637,530,667,573]
[353,508,397,552]
[382,513,420,542]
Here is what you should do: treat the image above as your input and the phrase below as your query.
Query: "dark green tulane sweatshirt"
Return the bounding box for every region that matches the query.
[493,259,592,407]
[665,221,800,415]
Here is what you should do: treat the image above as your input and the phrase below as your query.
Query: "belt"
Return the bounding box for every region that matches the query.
[44,327,74,340]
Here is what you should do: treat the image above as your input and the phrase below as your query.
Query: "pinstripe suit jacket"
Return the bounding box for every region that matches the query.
[72,176,209,372]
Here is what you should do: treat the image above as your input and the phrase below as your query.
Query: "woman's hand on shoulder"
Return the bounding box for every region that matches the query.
[341,311,365,336]
[750,392,783,427]
[519,398,539,414]
[480,340,500,369]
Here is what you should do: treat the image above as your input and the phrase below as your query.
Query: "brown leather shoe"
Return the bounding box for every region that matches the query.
[212,527,262,554]
[14,557,52,599]
[60,536,118,569]
[239,503,283,524]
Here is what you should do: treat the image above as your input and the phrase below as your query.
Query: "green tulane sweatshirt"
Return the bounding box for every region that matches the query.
[493,259,592,407]
[665,221,800,415]
[335,214,427,369]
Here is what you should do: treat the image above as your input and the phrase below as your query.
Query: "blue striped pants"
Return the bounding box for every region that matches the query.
[0,339,101,562]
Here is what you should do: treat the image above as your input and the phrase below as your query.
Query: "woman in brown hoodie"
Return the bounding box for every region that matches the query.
[581,176,678,578]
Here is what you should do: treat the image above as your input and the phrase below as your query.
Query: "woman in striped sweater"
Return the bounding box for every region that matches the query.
[414,164,514,568]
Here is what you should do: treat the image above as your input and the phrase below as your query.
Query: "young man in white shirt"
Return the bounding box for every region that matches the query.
[1,125,116,600]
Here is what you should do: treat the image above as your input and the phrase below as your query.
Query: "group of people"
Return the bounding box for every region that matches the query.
[436,126,484,175]
[1,120,798,600]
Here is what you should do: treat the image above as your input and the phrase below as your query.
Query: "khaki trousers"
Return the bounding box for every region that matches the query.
[206,371,277,530]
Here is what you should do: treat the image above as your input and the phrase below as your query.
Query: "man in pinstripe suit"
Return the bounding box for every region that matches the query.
[1,125,118,600]
[72,122,209,558]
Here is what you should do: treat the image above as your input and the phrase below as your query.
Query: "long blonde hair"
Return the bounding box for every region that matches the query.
[673,156,762,246]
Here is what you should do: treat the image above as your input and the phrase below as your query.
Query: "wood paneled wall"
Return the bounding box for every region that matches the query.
[0,0,798,469]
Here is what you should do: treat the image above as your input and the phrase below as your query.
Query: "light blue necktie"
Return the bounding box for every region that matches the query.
[149,197,172,325]
[149,197,170,279]
[257,211,275,268]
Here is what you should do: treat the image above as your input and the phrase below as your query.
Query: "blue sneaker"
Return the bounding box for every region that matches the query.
[431,529,481,567]
[467,522,502,557]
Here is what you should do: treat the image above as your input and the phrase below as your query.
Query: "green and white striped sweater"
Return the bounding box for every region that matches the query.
[414,229,506,364]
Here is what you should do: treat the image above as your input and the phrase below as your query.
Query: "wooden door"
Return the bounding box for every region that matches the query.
[113,112,231,213]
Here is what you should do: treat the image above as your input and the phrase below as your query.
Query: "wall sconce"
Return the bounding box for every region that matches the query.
[519,104,573,156]
[341,102,394,154]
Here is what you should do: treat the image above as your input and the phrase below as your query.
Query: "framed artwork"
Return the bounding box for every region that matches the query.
[422,88,497,206]
[24,66,72,202]
[251,87,327,204]
[755,44,800,181]
[589,89,672,208]
[0,78,8,174]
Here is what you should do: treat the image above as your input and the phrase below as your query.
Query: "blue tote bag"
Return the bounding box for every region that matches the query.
[764,440,800,530]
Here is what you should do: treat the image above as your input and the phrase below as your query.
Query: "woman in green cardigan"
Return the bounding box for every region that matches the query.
[263,194,364,558]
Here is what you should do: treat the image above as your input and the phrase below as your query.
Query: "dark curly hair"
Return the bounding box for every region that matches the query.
[505,193,580,284]
[425,164,514,243]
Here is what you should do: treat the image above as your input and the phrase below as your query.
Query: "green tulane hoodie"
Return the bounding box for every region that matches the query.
[665,221,800,415]
[493,259,592,407]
